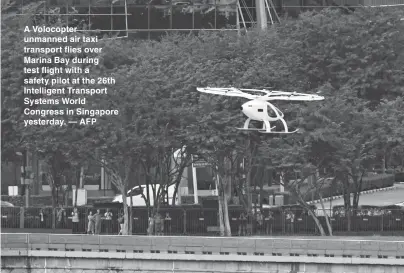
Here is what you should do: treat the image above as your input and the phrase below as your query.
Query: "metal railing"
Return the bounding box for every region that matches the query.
[1,206,403,235]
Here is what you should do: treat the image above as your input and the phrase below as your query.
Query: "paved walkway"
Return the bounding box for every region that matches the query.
[2,229,404,240]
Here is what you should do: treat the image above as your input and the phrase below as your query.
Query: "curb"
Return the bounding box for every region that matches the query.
[307,186,397,205]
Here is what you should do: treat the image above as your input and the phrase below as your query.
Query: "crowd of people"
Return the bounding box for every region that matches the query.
[52,207,123,235]
[3,204,403,235]
[56,207,173,235]
[239,209,296,236]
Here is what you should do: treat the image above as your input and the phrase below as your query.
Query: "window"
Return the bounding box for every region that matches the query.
[196,167,215,190]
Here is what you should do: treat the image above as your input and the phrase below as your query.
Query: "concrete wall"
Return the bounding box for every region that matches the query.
[2,234,404,273]
[2,252,404,273]
[2,234,404,258]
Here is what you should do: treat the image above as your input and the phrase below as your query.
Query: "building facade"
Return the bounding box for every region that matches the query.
[28,0,403,40]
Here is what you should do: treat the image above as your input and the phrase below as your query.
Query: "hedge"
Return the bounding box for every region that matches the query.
[301,174,395,203]
[395,172,404,182]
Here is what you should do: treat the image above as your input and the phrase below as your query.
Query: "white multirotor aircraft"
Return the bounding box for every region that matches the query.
[196,87,324,134]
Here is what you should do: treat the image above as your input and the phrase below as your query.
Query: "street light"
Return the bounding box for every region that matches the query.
[16,151,29,207]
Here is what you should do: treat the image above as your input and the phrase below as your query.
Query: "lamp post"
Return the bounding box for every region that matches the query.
[16,151,29,207]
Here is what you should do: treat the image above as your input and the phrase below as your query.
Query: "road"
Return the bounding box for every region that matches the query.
[319,183,404,209]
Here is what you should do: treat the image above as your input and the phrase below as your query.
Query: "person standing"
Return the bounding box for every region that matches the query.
[39,209,46,228]
[87,211,95,235]
[238,212,247,236]
[255,211,263,235]
[94,209,102,235]
[265,211,274,235]
[285,209,295,234]
[154,213,163,236]
[71,207,79,234]
[164,212,172,235]
[117,212,124,235]
[57,206,66,229]
[104,209,113,235]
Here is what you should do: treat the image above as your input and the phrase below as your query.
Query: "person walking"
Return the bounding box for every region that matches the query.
[94,209,102,235]
[87,211,95,235]
[71,207,79,234]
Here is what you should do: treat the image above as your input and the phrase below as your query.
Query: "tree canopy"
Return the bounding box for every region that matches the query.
[2,5,404,235]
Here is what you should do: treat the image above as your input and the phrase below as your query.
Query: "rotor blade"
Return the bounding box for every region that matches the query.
[241,89,308,96]
[239,88,271,93]
[263,94,325,101]
[197,87,325,101]
[196,87,257,99]
[265,90,316,96]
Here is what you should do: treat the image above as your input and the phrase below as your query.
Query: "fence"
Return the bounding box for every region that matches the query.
[1,206,404,235]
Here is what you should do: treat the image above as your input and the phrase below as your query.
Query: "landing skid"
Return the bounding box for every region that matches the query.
[259,129,299,134]
[236,128,266,131]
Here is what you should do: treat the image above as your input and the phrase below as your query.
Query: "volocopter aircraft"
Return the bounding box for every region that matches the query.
[196,87,324,134]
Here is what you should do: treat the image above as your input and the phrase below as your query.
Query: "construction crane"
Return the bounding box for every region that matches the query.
[237,0,280,32]
[237,0,404,32]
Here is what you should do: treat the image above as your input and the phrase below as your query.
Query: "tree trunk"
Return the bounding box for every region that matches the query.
[121,190,129,235]
[294,194,326,236]
[79,166,84,188]
[74,168,80,207]
[50,180,57,230]
[171,154,190,206]
[307,208,326,236]
[223,189,232,236]
[129,195,133,235]
[218,193,225,236]
[245,138,255,229]
[382,155,386,174]
[341,176,352,232]
[318,192,333,236]
[148,206,157,235]
[352,174,363,210]
[172,183,179,206]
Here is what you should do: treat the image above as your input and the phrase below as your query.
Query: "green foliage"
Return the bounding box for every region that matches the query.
[281,8,404,104]
[2,6,404,220]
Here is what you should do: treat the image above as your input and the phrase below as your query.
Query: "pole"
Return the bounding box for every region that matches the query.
[22,151,29,207]
[101,159,105,195]
[256,0,268,30]
[79,166,84,188]
[124,0,129,37]
[236,2,240,36]
[191,155,199,204]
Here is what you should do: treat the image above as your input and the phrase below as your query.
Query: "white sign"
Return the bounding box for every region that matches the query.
[192,155,210,167]
[72,189,87,206]
[8,186,18,196]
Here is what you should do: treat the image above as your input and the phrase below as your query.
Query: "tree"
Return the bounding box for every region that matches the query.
[268,7,404,231]
[1,2,98,207]
[371,99,404,172]
[279,8,404,103]
[259,123,336,236]
[80,35,203,234]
